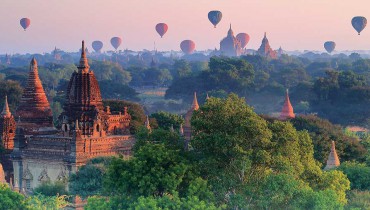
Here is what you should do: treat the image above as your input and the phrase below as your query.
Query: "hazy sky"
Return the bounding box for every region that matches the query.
[0,0,370,54]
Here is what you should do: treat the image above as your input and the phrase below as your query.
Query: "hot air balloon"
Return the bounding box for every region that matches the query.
[236,33,250,48]
[208,11,222,28]
[110,37,122,50]
[20,18,31,31]
[180,40,195,54]
[352,16,367,35]
[155,23,168,38]
[92,41,103,53]
[324,41,336,53]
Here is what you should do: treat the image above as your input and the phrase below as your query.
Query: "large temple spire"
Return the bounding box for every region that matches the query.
[2,95,11,118]
[16,58,54,133]
[324,141,340,170]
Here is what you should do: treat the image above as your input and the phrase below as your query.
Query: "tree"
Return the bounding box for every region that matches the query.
[33,181,67,196]
[69,157,112,198]
[105,144,189,197]
[150,111,184,130]
[0,184,28,210]
[26,194,69,210]
[338,162,370,191]
[291,115,367,164]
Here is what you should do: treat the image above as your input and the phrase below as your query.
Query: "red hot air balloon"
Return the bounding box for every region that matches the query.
[180,40,195,54]
[20,18,31,31]
[155,23,168,38]
[236,33,250,48]
[92,41,103,53]
[110,37,122,50]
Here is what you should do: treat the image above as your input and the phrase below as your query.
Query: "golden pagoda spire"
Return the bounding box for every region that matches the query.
[2,95,11,117]
[324,141,340,170]
[191,92,199,110]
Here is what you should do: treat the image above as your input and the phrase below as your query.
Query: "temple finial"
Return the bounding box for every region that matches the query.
[78,40,89,73]
[192,92,199,110]
[1,95,11,117]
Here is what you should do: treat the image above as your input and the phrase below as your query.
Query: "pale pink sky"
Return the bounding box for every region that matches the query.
[0,0,369,54]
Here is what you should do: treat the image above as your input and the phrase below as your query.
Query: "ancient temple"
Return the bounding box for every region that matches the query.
[15,58,55,135]
[324,141,340,170]
[184,92,199,142]
[0,96,16,150]
[220,24,242,57]
[11,41,134,192]
[277,47,285,57]
[257,33,277,59]
[279,89,295,120]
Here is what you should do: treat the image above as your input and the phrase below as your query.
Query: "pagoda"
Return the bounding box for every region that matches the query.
[257,33,277,59]
[16,58,54,134]
[0,96,16,150]
[324,141,340,170]
[220,24,242,57]
[279,89,295,120]
[184,92,199,142]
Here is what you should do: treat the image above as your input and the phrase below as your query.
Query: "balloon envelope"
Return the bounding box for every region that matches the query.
[20,18,31,30]
[180,40,195,54]
[208,11,222,28]
[236,33,250,48]
[155,23,168,38]
[92,41,103,52]
[324,41,336,53]
[110,37,122,50]
[352,16,367,35]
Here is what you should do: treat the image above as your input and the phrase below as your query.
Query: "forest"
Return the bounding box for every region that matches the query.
[1,52,370,209]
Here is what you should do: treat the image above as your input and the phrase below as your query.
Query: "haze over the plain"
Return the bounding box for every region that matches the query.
[0,0,369,53]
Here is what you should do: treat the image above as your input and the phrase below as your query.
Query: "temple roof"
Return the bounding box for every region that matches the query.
[257,32,277,59]
[220,24,242,57]
[280,89,295,120]
[16,58,53,129]
[1,95,11,118]
[324,141,340,170]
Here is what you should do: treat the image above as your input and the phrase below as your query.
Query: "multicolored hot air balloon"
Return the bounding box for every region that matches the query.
[208,11,222,28]
[180,40,195,54]
[20,18,31,31]
[352,16,367,35]
[324,41,336,53]
[155,23,168,38]
[92,41,103,53]
[236,33,250,48]
[110,37,122,50]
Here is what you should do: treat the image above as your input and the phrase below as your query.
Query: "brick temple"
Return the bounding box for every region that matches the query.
[7,41,134,192]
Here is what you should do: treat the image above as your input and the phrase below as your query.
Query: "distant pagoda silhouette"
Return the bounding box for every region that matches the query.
[279,89,295,120]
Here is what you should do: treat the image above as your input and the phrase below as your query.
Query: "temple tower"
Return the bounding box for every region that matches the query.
[220,24,242,57]
[0,96,16,150]
[324,141,340,170]
[184,92,199,141]
[279,89,295,120]
[16,58,54,134]
[257,33,277,59]
[0,163,6,184]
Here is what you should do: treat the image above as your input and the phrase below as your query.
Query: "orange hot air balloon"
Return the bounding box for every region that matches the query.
[155,23,168,38]
[110,37,122,50]
[20,18,31,31]
[180,40,195,54]
[236,33,250,48]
